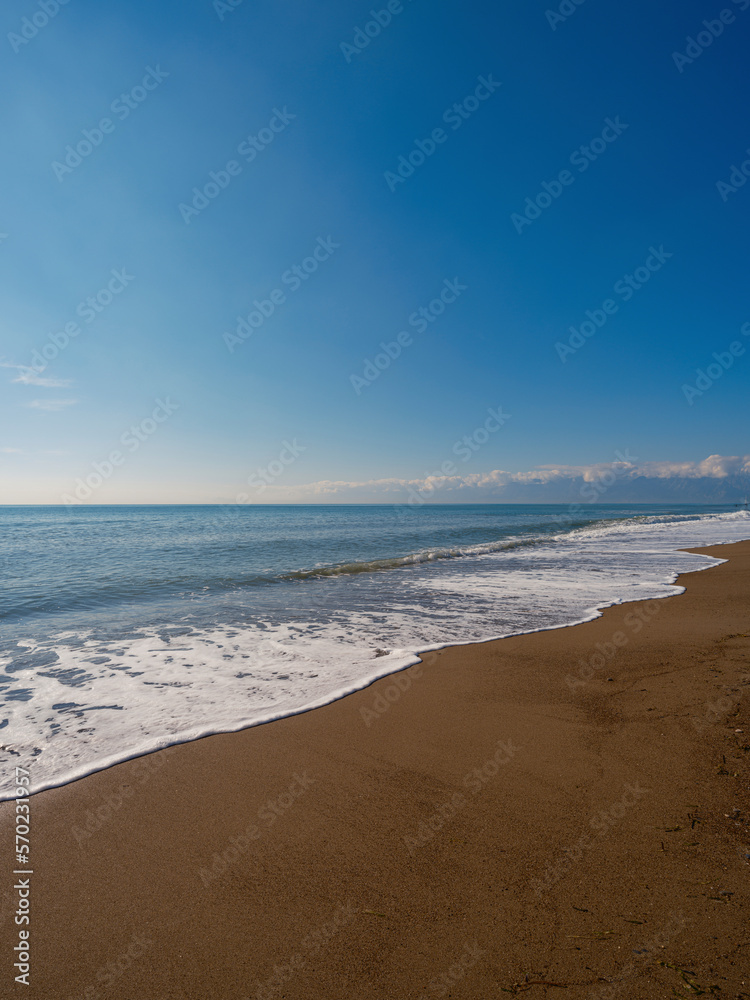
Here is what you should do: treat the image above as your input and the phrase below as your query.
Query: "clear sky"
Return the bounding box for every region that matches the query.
[1,0,749,503]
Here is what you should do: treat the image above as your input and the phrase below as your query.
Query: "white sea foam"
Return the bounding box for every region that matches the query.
[2,509,748,798]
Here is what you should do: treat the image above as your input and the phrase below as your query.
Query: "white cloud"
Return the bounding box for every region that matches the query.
[639,454,750,479]
[16,372,72,388]
[1,361,71,388]
[258,455,750,501]
[25,399,78,411]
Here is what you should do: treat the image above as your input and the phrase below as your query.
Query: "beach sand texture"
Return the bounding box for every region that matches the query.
[2,542,749,999]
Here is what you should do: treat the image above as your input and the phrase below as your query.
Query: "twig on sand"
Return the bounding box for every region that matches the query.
[499,982,570,994]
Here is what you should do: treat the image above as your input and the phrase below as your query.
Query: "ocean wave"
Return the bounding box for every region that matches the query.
[282,510,750,580]
[281,536,545,579]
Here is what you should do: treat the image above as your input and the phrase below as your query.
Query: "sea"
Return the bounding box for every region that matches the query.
[2,503,749,799]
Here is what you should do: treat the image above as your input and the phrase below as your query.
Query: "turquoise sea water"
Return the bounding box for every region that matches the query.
[2,503,749,797]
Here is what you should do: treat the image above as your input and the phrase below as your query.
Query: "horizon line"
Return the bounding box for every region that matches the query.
[0,501,738,509]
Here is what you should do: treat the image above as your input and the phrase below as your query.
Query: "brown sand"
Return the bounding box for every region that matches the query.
[2,542,749,999]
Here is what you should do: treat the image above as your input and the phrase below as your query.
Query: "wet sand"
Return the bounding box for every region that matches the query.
[3,541,749,999]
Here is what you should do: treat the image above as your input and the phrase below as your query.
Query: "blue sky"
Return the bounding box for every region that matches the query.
[1,0,749,503]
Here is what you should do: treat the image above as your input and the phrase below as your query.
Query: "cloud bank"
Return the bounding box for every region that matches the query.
[255,455,750,504]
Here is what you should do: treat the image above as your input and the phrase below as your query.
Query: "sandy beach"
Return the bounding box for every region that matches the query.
[3,541,749,999]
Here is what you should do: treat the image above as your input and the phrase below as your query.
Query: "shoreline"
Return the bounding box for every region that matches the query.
[1,540,735,803]
[3,541,749,998]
